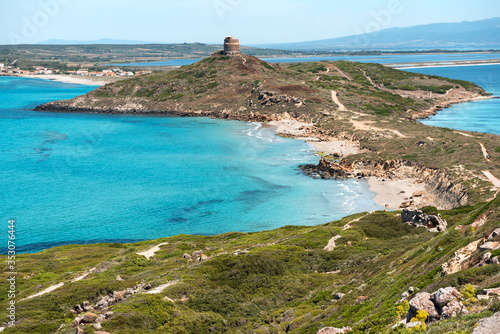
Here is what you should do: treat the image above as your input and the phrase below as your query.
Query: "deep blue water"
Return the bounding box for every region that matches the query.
[404,64,500,135]
[109,52,500,67]
[0,77,381,253]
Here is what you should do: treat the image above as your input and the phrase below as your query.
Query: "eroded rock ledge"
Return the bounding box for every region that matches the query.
[301,158,468,209]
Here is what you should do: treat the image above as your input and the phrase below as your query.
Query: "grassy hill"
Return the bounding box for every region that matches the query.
[1,198,499,333]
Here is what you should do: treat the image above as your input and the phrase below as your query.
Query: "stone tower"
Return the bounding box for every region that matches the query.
[222,36,240,55]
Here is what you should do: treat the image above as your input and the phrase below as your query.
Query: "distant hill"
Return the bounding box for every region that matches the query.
[257,17,500,51]
[38,38,157,45]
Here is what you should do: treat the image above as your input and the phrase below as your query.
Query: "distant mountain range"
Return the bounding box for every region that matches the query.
[256,17,500,51]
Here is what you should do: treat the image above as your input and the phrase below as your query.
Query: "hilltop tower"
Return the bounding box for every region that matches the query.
[222,36,240,55]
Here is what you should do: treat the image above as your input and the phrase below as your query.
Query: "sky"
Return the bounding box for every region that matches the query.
[1,0,500,45]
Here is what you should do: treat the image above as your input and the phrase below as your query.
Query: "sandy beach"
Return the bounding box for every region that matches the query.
[5,74,122,86]
[368,178,427,210]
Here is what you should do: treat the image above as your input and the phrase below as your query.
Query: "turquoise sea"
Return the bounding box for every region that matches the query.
[404,64,500,135]
[1,77,381,253]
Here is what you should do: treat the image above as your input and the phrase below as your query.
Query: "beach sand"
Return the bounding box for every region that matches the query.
[367,177,427,210]
[23,74,123,86]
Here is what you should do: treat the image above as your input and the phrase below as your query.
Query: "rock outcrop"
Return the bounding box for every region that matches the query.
[300,159,468,209]
[442,238,500,275]
[472,312,500,334]
[401,209,447,231]
[408,287,465,323]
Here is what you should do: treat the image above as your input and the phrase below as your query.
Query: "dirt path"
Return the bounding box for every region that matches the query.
[343,213,371,230]
[323,235,341,251]
[137,242,169,260]
[351,120,407,138]
[359,68,378,88]
[145,280,179,294]
[482,171,500,188]
[331,65,352,81]
[479,143,491,161]
[21,283,65,301]
[331,90,347,111]
[454,131,478,138]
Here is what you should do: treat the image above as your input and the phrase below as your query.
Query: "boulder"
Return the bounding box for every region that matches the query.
[408,292,440,322]
[105,311,114,318]
[333,292,345,300]
[182,253,192,259]
[480,242,500,251]
[75,327,84,334]
[94,322,102,330]
[401,209,447,231]
[96,314,106,323]
[115,275,124,281]
[74,304,84,314]
[472,312,500,334]
[482,288,500,296]
[114,291,124,302]
[430,287,461,309]
[488,228,500,239]
[82,301,92,311]
[355,296,368,304]
[81,312,98,323]
[71,317,82,328]
[441,299,464,319]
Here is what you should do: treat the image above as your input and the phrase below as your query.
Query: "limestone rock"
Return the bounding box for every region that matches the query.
[96,314,106,323]
[81,312,98,324]
[408,292,440,322]
[488,228,500,239]
[75,327,84,334]
[333,292,346,300]
[105,311,114,318]
[480,241,500,250]
[114,291,124,302]
[317,327,352,333]
[74,304,84,314]
[442,239,483,275]
[71,317,82,328]
[441,299,464,319]
[472,312,500,334]
[82,301,92,311]
[94,322,102,330]
[430,287,461,308]
[182,253,192,259]
[482,288,500,296]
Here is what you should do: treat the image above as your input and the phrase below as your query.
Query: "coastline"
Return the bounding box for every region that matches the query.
[0,73,121,86]
[267,119,431,210]
[391,60,500,69]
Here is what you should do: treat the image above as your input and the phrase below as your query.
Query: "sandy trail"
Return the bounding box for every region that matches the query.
[454,131,478,138]
[351,120,407,138]
[137,242,169,260]
[482,171,500,188]
[145,280,179,294]
[21,283,65,301]
[72,267,97,282]
[332,65,352,81]
[331,90,347,111]
[479,143,491,161]
[323,235,341,251]
[343,212,371,230]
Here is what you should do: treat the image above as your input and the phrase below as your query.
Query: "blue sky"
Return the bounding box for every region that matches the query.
[2,0,500,45]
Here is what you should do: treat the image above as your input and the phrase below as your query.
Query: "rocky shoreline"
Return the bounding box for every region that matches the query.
[35,101,471,210]
[300,158,468,210]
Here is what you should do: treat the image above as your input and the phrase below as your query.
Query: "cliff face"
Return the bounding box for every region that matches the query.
[301,158,468,209]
